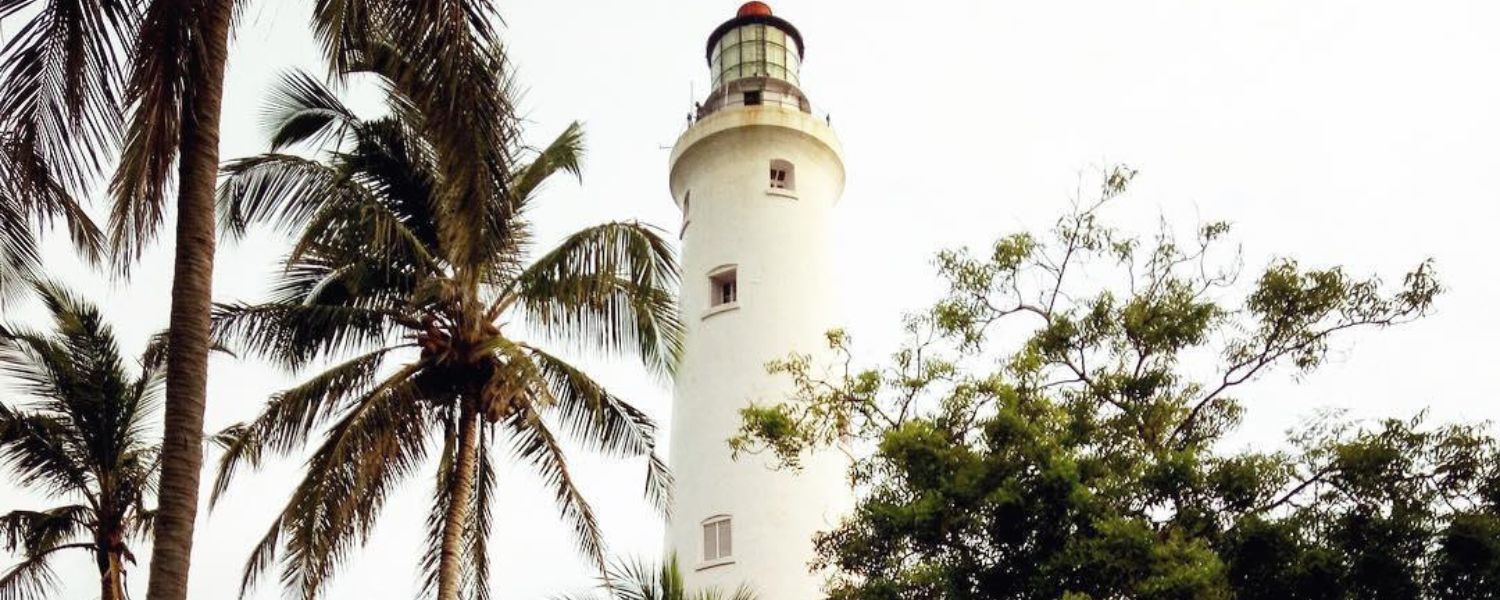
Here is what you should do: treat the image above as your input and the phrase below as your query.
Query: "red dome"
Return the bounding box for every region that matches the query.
[737,2,773,17]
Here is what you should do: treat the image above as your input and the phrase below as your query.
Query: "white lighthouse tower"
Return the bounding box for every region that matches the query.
[666,3,852,598]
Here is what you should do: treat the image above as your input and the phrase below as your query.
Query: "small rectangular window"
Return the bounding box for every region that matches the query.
[743,91,762,106]
[703,517,733,561]
[710,268,738,307]
[769,159,795,191]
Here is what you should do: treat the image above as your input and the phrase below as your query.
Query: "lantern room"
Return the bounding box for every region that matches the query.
[698,3,811,116]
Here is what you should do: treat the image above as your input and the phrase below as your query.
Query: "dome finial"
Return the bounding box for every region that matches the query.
[737,2,773,17]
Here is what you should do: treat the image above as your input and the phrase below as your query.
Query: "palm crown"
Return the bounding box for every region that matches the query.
[207,58,682,600]
[0,282,162,600]
[556,555,756,600]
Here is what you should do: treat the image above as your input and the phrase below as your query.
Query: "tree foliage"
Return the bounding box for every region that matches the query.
[0,281,162,600]
[0,0,126,296]
[732,168,1493,599]
[208,63,680,600]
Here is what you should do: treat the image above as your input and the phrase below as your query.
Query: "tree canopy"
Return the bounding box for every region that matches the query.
[732,168,1496,599]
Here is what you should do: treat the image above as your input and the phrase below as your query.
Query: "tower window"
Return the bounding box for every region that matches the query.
[743,90,762,106]
[703,516,733,562]
[710,267,738,307]
[769,159,795,191]
[681,192,691,237]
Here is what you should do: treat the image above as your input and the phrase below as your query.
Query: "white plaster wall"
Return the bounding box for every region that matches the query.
[665,105,853,600]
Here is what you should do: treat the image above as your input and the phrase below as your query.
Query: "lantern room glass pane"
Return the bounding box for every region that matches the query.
[711,24,804,88]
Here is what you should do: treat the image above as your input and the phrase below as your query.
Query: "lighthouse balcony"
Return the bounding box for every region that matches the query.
[696,77,811,119]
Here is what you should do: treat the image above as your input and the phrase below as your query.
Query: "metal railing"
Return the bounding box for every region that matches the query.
[679,77,835,133]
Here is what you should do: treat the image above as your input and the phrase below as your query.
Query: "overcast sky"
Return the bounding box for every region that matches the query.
[3,1,1499,598]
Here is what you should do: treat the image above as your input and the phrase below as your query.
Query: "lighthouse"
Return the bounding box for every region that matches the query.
[665,3,852,598]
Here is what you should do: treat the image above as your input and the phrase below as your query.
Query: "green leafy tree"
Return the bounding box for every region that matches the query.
[207,65,680,600]
[733,168,1494,599]
[0,282,162,600]
[555,554,756,600]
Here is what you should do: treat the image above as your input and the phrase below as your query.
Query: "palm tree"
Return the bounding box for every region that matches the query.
[107,4,237,598]
[0,2,236,597]
[0,282,162,600]
[4,2,516,597]
[555,555,756,600]
[208,62,681,600]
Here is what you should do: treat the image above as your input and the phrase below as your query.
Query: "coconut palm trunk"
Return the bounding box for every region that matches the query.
[98,542,127,600]
[145,2,234,599]
[438,403,482,600]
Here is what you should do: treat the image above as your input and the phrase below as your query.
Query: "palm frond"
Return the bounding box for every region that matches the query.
[128,506,156,541]
[262,69,361,151]
[263,255,428,325]
[207,345,401,508]
[108,0,196,259]
[211,301,410,370]
[218,112,445,277]
[206,423,264,512]
[0,134,104,296]
[0,404,89,497]
[138,327,236,373]
[29,278,121,360]
[114,445,160,503]
[505,222,683,376]
[307,0,387,75]
[0,187,43,298]
[506,405,608,574]
[333,115,441,244]
[0,544,65,600]
[553,554,757,600]
[511,121,584,207]
[611,556,666,600]
[0,0,134,194]
[351,27,519,277]
[216,153,351,238]
[0,323,72,403]
[523,347,671,514]
[2,283,163,500]
[0,506,89,555]
[237,516,283,599]
[240,366,431,599]
[464,120,585,286]
[281,183,445,277]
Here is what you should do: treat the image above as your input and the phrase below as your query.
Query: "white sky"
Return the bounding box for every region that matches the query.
[3,1,1500,598]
